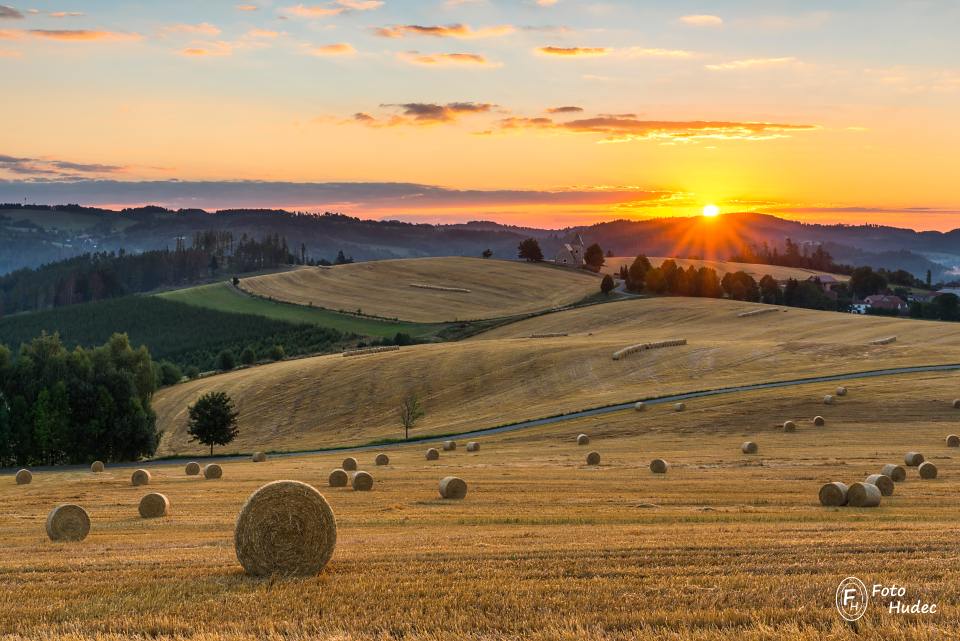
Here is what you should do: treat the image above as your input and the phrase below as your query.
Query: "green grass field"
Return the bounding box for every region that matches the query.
[157,282,442,339]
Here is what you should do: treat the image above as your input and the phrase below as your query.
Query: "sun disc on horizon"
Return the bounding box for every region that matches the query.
[702,204,720,218]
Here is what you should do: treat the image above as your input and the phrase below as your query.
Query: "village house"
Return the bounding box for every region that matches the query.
[554,234,585,267]
[851,294,908,315]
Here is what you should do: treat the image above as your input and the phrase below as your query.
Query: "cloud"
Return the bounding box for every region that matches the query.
[546,106,583,113]
[622,47,697,59]
[0,153,126,180]
[247,28,280,38]
[705,56,799,71]
[47,11,84,18]
[537,46,607,57]
[285,1,383,17]
[0,5,22,19]
[498,114,818,142]
[397,50,498,67]
[353,102,495,126]
[375,23,514,39]
[536,0,558,5]
[181,41,233,56]
[235,3,259,10]
[163,23,222,36]
[680,14,723,27]
[308,42,355,56]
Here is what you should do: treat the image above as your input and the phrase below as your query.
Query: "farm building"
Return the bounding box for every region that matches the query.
[554,234,585,267]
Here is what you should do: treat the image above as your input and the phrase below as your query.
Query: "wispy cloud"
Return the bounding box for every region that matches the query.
[0,153,126,180]
[354,102,496,126]
[163,23,222,36]
[0,5,22,19]
[537,46,607,57]
[546,105,583,113]
[285,1,383,17]
[181,41,233,56]
[47,11,84,18]
[247,28,280,38]
[25,29,142,41]
[375,23,514,39]
[235,3,259,10]
[705,56,800,71]
[679,14,723,27]
[307,42,355,56]
[397,50,498,67]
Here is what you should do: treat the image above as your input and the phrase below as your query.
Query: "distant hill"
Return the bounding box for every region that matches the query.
[2,204,957,279]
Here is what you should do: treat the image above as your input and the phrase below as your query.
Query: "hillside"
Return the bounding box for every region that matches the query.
[601,256,848,282]
[152,296,960,456]
[237,257,601,323]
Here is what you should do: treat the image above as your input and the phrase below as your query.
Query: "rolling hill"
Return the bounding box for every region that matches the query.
[152,296,960,456]
[601,256,848,282]
[237,257,602,323]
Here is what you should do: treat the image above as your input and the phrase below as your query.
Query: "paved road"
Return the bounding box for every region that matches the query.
[6,362,960,474]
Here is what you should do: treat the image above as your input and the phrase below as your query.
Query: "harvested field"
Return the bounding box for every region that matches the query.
[602,256,849,283]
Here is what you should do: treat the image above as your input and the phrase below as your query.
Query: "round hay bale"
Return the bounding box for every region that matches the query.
[328,468,348,487]
[185,461,201,476]
[741,441,758,454]
[576,434,590,446]
[234,480,337,577]
[252,452,267,463]
[673,402,686,412]
[847,482,881,507]
[946,434,960,448]
[864,474,895,497]
[341,457,358,471]
[375,453,390,466]
[442,440,457,451]
[204,463,223,479]
[90,461,105,473]
[15,469,32,485]
[131,469,151,486]
[586,451,601,466]
[351,471,373,491]
[953,399,960,409]
[881,464,906,482]
[634,402,646,412]
[425,448,440,461]
[904,452,924,467]
[466,441,480,452]
[836,386,848,397]
[818,481,848,506]
[138,492,170,518]
[439,476,467,499]
[813,416,826,427]
[823,395,834,405]
[918,461,938,479]
[649,458,668,474]
[783,420,797,433]
[46,504,90,542]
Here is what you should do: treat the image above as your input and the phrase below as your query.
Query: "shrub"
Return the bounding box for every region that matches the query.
[216,350,237,371]
[240,346,257,366]
[269,344,285,361]
[158,360,183,387]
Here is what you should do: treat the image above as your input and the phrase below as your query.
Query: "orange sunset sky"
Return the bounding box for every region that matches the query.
[1,1,958,230]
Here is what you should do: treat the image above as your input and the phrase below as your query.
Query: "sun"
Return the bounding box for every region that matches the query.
[702,204,720,218]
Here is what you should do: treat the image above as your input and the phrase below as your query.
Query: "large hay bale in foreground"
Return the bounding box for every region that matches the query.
[823,395,834,405]
[864,474,895,497]
[904,452,924,467]
[375,453,390,466]
[442,441,457,451]
[946,434,960,448]
[439,476,467,499]
[185,462,201,476]
[328,469,348,487]
[649,458,668,474]
[576,434,590,446]
[425,448,440,461]
[813,416,826,427]
[204,463,223,479]
[634,402,646,412]
[138,493,170,518]
[131,469,151,486]
[466,441,480,452]
[341,457,358,471]
[90,461,105,473]
[783,420,797,433]
[836,386,848,397]
[847,482,881,507]
[351,471,374,491]
[673,402,686,412]
[586,451,601,466]
[741,441,758,454]
[918,462,938,479]
[15,469,32,485]
[252,452,267,463]
[881,464,906,482]
[818,482,848,506]
[234,480,337,577]
[46,504,90,542]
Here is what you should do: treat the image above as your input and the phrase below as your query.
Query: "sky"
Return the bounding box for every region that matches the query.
[1,0,959,230]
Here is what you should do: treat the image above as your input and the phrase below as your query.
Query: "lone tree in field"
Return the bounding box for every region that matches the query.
[600,274,616,295]
[187,391,240,456]
[399,392,425,440]
[517,238,544,262]
[584,243,605,270]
